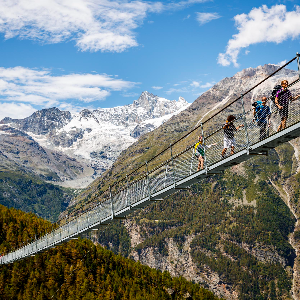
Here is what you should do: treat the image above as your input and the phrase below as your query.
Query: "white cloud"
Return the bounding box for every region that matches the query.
[166,79,215,94]
[200,81,215,88]
[0,67,136,105]
[58,102,90,114]
[245,50,250,55]
[165,87,188,95]
[196,12,220,25]
[152,86,163,90]
[0,103,36,120]
[122,92,139,97]
[0,0,210,52]
[218,5,300,67]
[190,81,200,88]
[277,60,287,66]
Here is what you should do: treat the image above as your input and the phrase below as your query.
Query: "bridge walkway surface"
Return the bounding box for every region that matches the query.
[1,53,300,265]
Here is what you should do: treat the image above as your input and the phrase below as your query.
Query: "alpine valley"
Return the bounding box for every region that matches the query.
[2,64,300,299]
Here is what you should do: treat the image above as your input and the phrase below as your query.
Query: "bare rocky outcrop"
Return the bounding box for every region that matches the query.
[126,220,239,300]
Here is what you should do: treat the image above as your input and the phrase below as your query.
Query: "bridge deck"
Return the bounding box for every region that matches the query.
[1,54,300,265]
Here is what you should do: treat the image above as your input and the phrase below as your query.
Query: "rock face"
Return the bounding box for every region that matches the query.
[1,92,189,185]
[2,107,72,135]
[0,125,94,184]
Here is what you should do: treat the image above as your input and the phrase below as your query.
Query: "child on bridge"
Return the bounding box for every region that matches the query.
[194,135,216,171]
[222,115,244,158]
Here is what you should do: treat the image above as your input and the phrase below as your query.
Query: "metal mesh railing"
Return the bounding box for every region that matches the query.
[1,53,300,265]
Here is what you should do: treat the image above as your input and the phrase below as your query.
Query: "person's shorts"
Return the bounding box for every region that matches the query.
[279,105,289,120]
[224,137,236,149]
[195,149,204,158]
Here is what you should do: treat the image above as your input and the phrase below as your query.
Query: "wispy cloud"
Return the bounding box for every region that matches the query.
[218,5,300,67]
[200,81,215,88]
[196,12,221,25]
[152,86,163,90]
[166,80,215,94]
[0,67,136,106]
[165,87,189,95]
[0,0,210,52]
[122,92,139,97]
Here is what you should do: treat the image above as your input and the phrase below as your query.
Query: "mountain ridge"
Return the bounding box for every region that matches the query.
[1,92,189,188]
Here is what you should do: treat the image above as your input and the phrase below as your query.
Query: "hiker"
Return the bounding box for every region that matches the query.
[221,115,244,158]
[194,136,216,171]
[275,80,300,132]
[253,96,271,141]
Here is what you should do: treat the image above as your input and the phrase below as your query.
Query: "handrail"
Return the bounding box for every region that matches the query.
[2,53,300,264]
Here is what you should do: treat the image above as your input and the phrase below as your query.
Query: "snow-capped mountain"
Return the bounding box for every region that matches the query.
[1,92,189,187]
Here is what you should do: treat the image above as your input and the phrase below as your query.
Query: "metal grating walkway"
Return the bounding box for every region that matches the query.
[1,53,300,265]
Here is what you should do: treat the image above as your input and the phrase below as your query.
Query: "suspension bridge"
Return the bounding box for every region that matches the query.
[1,53,300,265]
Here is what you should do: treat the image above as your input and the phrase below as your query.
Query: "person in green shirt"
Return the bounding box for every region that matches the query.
[194,136,216,171]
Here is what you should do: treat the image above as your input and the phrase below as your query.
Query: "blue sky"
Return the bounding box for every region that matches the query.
[0,0,299,119]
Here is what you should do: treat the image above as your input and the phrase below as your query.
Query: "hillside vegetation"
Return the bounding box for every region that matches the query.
[0,170,74,222]
[93,144,299,299]
[0,205,220,300]
[61,66,300,299]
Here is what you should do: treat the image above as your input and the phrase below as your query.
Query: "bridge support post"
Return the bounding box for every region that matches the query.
[164,163,168,188]
[189,148,194,175]
[297,52,300,78]
[77,218,79,236]
[170,144,176,188]
[109,185,114,219]
[146,161,151,200]
[241,94,250,154]
[126,174,131,208]
[200,123,208,175]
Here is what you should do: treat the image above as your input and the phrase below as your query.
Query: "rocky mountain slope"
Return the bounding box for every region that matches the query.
[1,92,189,188]
[66,64,300,299]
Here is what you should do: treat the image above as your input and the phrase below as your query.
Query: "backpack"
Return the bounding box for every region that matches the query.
[252,100,262,119]
[270,85,282,104]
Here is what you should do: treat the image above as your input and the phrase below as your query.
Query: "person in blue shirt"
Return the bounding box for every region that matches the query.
[253,96,271,141]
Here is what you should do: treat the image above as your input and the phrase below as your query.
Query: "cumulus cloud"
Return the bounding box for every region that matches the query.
[277,60,287,66]
[152,86,163,90]
[0,67,136,106]
[0,0,209,52]
[196,12,220,25]
[190,81,200,88]
[0,103,36,120]
[218,5,300,67]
